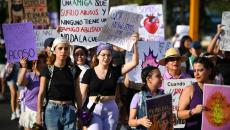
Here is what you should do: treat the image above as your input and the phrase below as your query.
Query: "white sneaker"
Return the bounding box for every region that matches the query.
[11,112,17,120]
[15,109,20,118]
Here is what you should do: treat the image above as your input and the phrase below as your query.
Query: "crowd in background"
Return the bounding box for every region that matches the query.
[0,22,230,130]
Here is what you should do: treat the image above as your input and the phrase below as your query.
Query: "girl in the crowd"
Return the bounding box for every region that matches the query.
[80,33,139,130]
[73,46,90,130]
[73,46,90,86]
[36,37,82,130]
[4,62,20,120]
[178,57,215,130]
[17,53,46,130]
[128,66,164,130]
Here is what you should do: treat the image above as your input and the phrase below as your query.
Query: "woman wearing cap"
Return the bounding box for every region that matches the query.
[178,57,215,130]
[80,33,139,130]
[36,37,82,130]
[128,66,164,130]
[159,48,191,89]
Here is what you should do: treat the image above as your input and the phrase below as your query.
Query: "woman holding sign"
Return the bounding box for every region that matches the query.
[36,37,82,130]
[128,66,164,130]
[80,33,139,130]
[17,53,46,130]
[178,57,215,130]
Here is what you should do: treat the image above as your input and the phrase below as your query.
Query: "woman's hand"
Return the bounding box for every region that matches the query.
[56,25,62,33]
[216,24,224,36]
[36,112,43,126]
[138,116,152,128]
[192,104,203,115]
[19,57,28,68]
[130,32,139,44]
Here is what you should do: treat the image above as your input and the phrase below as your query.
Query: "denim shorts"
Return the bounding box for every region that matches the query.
[44,102,77,130]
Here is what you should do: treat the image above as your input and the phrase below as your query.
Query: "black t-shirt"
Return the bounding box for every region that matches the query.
[216,57,230,85]
[81,66,122,96]
[40,65,81,101]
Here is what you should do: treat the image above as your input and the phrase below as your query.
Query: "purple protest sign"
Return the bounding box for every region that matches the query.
[2,22,37,63]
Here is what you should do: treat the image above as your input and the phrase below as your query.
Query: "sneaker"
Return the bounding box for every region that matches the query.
[11,112,17,120]
[15,109,20,118]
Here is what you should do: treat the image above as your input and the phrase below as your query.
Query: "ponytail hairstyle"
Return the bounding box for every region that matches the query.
[141,66,160,91]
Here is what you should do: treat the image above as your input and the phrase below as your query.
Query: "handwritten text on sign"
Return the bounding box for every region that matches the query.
[24,0,49,28]
[138,4,164,42]
[221,12,230,51]
[34,29,59,51]
[2,22,37,63]
[60,0,109,49]
[98,10,143,51]
[222,11,230,27]
[164,78,196,128]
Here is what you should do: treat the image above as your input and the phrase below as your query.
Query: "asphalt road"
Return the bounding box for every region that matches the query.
[0,88,21,130]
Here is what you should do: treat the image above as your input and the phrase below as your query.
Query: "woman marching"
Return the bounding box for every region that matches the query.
[128,66,164,130]
[178,57,215,130]
[36,37,82,130]
[80,33,139,130]
[17,53,46,130]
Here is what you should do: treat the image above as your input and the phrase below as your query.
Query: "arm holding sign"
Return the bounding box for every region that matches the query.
[121,33,139,75]
[207,24,224,55]
[178,85,203,119]
[17,58,29,86]
[128,94,152,128]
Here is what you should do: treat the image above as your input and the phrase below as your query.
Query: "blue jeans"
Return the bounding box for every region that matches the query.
[44,102,76,130]
[87,100,119,130]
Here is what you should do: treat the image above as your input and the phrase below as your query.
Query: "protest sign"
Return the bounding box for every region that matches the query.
[220,12,230,51]
[34,29,59,51]
[126,41,171,83]
[221,11,230,27]
[164,78,196,128]
[110,4,138,13]
[2,22,37,63]
[176,25,189,39]
[146,94,173,130]
[8,0,25,23]
[60,0,109,49]
[23,0,49,28]
[98,9,143,51]
[138,4,164,42]
[202,84,230,130]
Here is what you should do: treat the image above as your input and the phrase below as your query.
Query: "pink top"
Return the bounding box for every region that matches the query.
[160,70,191,89]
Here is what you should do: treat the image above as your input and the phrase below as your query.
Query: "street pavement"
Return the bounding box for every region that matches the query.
[0,89,21,130]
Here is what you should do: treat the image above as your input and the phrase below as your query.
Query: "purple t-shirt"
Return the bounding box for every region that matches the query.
[130,93,140,109]
[23,72,40,111]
